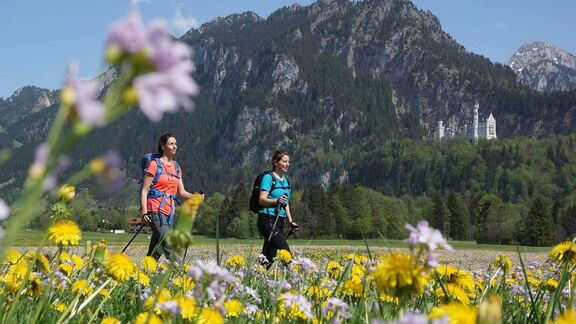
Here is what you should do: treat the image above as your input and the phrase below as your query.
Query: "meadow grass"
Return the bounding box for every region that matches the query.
[15,230,550,253]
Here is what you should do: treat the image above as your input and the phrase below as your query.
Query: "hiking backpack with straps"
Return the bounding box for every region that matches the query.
[139,153,181,224]
[249,171,290,214]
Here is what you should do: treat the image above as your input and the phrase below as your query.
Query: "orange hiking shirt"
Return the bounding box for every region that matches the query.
[146,159,181,216]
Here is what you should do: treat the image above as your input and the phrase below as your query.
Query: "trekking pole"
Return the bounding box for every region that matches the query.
[286,221,299,239]
[122,213,149,253]
[264,195,286,255]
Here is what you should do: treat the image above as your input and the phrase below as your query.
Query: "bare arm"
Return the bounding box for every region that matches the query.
[178,177,205,202]
[285,204,293,223]
[259,190,284,206]
[178,177,194,200]
[140,173,154,222]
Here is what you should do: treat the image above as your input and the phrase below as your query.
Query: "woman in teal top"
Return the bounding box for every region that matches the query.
[257,150,299,267]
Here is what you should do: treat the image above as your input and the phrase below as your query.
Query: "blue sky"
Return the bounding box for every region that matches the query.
[0,0,574,99]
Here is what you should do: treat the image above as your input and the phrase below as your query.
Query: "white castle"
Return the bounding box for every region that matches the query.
[435,103,497,143]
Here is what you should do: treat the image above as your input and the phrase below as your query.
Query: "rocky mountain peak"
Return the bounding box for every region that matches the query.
[507,41,576,92]
[0,86,59,127]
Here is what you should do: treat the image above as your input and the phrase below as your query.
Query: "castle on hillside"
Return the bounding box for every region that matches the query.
[434,103,497,143]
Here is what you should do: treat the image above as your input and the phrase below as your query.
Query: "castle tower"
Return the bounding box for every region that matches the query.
[435,121,444,141]
[473,102,479,144]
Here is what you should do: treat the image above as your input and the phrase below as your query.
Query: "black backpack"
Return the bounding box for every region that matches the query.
[249,171,290,213]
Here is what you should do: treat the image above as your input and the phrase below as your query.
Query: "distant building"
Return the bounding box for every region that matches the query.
[435,103,496,142]
[127,217,151,233]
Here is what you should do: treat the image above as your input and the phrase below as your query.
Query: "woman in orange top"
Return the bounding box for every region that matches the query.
[140,133,200,262]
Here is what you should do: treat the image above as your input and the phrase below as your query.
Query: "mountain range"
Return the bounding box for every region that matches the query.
[1,0,576,199]
[508,41,576,93]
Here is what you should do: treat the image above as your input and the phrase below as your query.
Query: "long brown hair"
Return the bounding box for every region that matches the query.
[157,133,176,155]
[271,150,289,171]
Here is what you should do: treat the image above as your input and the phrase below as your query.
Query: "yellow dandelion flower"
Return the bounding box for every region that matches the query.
[101,316,120,324]
[434,283,471,305]
[550,241,576,265]
[527,275,542,288]
[25,273,43,298]
[556,309,576,324]
[72,279,93,297]
[134,272,151,287]
[478,295,502,324]
[373,253,429,300]
[351,264,366,280]
[141,256,157,273]
[57,184,76,203]
[99,288,111,298]
[225,255,246,268]
[22,252,50,273]
[306,285,332,299]
[224,299,244,318]
[59,263,73,277]
[59,251,71,261]
[144,288,171,314]
[71,255,84,269]
[173,276,195,291]
[105,253,136,283]
[52,302,67,313]
[277,294,310,321]
[134,312,163,324]
[198,307,224,324]
[545,278,559,292]
[176,295,196,321]
[493,255,512,272]
[429,302,478,324]
[157,261,168,271]
[277,249,292,263]
[47,219,82,246]
[181,193,204,215]
[379,292,399,305]
[436,265,475,293]
[327,261,343,278]
[346,253,368,265]
[8,263,28,279]
[4,273,21,294]
[5,249,22,264]
[343,279,363,298]
[89,158,106,174]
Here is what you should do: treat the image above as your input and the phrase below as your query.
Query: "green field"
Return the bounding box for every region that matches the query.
[12,230,550,253]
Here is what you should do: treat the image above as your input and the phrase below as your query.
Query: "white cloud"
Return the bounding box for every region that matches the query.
[130,0,150,5]
[171,7,198,34]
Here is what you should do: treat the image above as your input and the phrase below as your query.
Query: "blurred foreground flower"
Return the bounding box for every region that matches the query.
[166,193,203,252]
[106,10,198,122]
[90,151,124,192]
[549,241,576,265]
[61,62,105,126]
[406,220,453,267]
[57,184,76,204]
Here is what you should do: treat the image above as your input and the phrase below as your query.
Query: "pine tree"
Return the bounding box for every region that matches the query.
[217,197,235,237]
[560,205,576,240]
[447,192,471,240]
[302,185,330,238]
[523,198,556,246]
[230,183,250,216]
[430,193,450,237]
